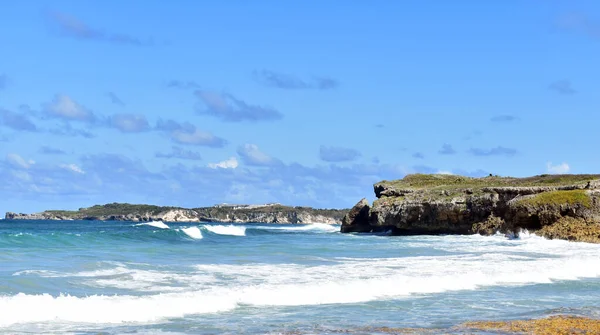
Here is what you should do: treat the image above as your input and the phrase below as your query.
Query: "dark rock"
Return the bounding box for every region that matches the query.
[340,198,372,233]
[341,174,600,242]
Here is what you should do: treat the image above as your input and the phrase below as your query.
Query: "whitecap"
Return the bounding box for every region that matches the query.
[202,225,246,236]
[258,223,339,233]
[135,221,170,229]
[181,227,203,239]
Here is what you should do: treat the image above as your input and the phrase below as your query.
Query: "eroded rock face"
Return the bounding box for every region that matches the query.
[5,206,345,224]
[341,198,372,233]
[341,174,600,242]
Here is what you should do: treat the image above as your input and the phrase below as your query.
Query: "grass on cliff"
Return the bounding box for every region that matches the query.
[46,203,181,217]
[45,203,348,219]
[192,205,347,220]
[518,190,592,208]
[379,173,600,190]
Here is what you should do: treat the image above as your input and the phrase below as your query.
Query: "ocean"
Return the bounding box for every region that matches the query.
[1,220,600,334]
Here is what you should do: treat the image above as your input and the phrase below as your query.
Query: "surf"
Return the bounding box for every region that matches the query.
[134,221,170,229]
[180,226,203,239]
[202,225,246,236]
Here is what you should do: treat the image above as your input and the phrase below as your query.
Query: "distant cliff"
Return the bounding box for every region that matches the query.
[341,174,600,243]
[5,203,347,224]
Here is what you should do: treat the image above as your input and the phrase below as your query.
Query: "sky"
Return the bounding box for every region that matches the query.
[1,0,599,213]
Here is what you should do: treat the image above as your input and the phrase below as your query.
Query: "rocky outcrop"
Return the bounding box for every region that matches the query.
[341,174,600,242]
[341,198,371,233]
[5,209,200,222]
[196,209,340,224]
[5,204,346,224]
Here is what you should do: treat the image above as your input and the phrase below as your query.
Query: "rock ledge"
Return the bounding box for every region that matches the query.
[341,174,600,242]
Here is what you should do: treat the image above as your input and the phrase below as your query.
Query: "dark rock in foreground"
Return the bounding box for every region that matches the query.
[341,174,600,243]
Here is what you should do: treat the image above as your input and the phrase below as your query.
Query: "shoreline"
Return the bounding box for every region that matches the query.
[274,315,600,334]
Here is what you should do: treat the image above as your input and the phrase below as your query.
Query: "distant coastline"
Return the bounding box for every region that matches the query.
[5,203,348,224]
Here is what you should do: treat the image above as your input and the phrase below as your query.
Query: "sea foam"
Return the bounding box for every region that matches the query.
[135,221,170,229]
[202,225,246,236]
[4,232,600,328]
[180,227,203,239]
[259,223,339,233]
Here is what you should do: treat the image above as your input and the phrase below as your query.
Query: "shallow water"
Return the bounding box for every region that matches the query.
[1,220,599,334]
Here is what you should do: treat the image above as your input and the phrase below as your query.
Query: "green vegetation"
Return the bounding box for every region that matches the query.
[46,203,181,217]
[192,204,346,220]
[518,190,592,208]
[378,173,600,190]
[41,203,347,220]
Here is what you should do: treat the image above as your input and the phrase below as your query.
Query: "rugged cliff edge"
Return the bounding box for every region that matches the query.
[341,174,600,242]
[6,203,346,224]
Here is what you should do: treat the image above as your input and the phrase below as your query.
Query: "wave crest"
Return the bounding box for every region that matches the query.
[203,225,246,236]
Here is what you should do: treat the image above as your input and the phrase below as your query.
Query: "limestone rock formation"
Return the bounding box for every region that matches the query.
[341,198,371,233]
[341,174,600,242]
[5,203,346,224]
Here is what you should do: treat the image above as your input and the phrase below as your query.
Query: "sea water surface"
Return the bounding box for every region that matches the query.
[1,220,600,334]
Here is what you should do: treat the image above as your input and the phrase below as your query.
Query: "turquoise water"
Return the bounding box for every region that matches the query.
[1,220,600,334]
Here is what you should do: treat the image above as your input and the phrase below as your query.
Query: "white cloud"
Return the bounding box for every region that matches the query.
[11,170,32,181]
[436,170,453,175]
[208,157,238,169]
[109,113,149,132]
[6,153,34,169]
[236,144,280,166]
[171,129,225,147]
[546,162,570,174]
[45,94,95,122]
[60,163,85,174]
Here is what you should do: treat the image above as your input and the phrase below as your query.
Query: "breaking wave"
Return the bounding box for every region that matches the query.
[202,225,246,236]
[257,223,339,233]
[5,233,600,327]
[180,227,203,239]
[135,221,170,229]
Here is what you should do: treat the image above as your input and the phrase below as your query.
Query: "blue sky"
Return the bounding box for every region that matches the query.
[1,0,599,213]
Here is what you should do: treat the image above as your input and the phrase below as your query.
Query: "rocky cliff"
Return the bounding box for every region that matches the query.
[6,203,346,224]
[341,174,600,242]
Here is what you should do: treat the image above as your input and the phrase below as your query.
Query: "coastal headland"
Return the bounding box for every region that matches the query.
[342,173,600,243]
[5,203,346,224]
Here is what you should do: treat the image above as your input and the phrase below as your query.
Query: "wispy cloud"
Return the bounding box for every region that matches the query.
[549,80,576,95]
[490,115,518,123]
[108,114,150,133]
[165,80,200,90]
[155,119,227,148]
[43,94,96,123]
[208,157,238,169]
[0,109,38,132]
[39,146,66,155]
[196,91,283,122]
[47,11,153,46]
[49,123,95,138]
[107,92,125,106]
[412,152,425,159]
[547,162,570,174]
[319,145,361,162]
[438,144,456,155]
[60,163,85,174]
[253,70,339,90]
[468,146,517,157]
[6,153,35,169]
[155,146,203,161]
[237,144,281,166]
